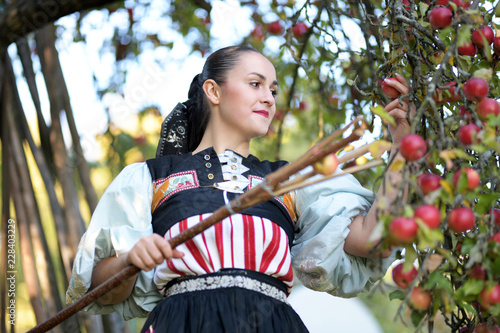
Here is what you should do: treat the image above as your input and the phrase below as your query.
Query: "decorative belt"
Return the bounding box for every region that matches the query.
[163,269,289,303]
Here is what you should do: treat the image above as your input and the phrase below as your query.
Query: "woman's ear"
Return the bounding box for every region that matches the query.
[203,79,221,106]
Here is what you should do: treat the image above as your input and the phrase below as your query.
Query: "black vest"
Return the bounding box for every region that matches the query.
[146,147,295,243]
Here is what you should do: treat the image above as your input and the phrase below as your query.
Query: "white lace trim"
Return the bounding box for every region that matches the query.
[215,150,250,193]
[164,275,288,303]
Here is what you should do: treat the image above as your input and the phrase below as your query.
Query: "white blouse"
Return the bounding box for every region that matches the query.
[66,161,394,320]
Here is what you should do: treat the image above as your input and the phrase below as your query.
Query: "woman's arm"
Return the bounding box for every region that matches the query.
[344,74,413,258]
[344,147,406,258]
[90,233,184,305]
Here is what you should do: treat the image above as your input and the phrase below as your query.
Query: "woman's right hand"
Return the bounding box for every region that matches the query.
[124,234,184,271]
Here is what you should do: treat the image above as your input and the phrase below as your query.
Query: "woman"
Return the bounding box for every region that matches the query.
[67,46,412,332]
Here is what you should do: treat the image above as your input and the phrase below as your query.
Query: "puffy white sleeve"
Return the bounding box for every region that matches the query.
[291,167,395,298]
[66,162,162,320]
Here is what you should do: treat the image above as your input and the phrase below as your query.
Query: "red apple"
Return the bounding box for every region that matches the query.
[417,174,442,195]
[489,232,500,244]
[458,124,481,145]
[463,77,489,102]
[313,153,339,175]
[458,41,477,57]
[251,25,265,41]
[392,262,418,288]
[433,81,461,103]
[429,7,453,30]
[448,207,475,233]
[453,168,480,191]
[414,204,441,229]
[471,25,495,47]
[389,217,418,244]
[472,323,500,333]
[455,0,471,8]
[410,286,432,311]
[479,284,500,310]
[293,22,309,39]
[469,264,487,280]
[476,98,500,122]
[268,21,284,35]
[494,37,500,55]
[488,208,500,227]
[444,82,461,102]
[381,78,401,99]
[399,134,427,161]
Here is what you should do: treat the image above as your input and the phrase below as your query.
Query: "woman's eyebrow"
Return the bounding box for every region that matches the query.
[249,72,279,86]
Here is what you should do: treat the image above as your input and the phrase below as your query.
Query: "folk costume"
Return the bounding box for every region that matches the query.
[66,103,394,332]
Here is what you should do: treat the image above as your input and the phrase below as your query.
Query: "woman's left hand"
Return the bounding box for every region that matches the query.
[383,73,415,146]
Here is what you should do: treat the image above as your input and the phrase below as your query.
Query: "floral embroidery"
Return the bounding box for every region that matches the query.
[152,171,199,213]
[175,180,194,189]
[163,275,288,303]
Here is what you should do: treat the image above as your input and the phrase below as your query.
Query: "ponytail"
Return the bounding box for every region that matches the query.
[186,74,210,152]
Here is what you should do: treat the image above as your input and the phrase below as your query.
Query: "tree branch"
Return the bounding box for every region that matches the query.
[0,0,117,52]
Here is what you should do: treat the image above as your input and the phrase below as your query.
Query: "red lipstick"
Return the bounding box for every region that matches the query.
[254,110,269,118]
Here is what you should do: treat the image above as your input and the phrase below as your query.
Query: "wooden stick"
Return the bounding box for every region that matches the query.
[27,118,369,333]
[337,143,371,164]
[274,159,384,196]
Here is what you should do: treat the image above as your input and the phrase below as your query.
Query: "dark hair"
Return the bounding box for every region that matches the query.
[185,45,263,152]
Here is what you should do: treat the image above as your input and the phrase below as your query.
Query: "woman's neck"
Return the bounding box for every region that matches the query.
[192,126,251,157]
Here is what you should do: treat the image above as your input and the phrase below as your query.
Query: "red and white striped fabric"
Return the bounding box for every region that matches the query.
[154,213,293,295]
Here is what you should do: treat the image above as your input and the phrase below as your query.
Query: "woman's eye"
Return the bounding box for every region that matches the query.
[271,90,278,97]
[250,82,260,88]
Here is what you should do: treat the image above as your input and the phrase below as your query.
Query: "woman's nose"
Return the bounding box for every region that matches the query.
[262,90,275,106]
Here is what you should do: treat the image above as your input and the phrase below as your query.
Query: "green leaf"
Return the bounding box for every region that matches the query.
[411,310,426,326]
[416,220,444,250]
[457,25,472,48]
[404,246,418,271]
[492,257,500,277]
[424,270,454,294]
[453,149,475,161]
[475,193,500,214]
[371,105,396,126]
[488,304,500,316]
[473,68,494,82]
[389,290,407,301]
[455,169,469,193]
[457,301,478,316]
[459,279,485,297]
[419,2,430,16]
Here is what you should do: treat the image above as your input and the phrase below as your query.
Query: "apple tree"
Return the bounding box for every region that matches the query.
[365,1,500,332]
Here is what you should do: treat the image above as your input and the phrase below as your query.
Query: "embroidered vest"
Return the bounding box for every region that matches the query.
[146,147,296,243]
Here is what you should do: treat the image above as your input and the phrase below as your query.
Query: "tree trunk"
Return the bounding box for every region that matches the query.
[15,38,54,171]
[35,24,87,251]
[2,63,48,323]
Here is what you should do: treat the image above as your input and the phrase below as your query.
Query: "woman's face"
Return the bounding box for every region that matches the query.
[215,52,278,141]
